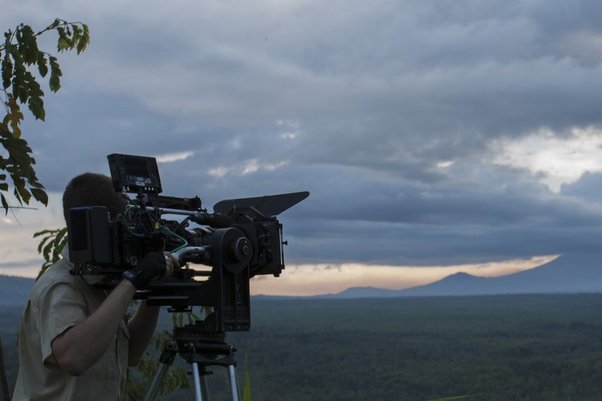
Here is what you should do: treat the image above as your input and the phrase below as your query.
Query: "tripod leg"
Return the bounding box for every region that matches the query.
[227,365,241,401]
[200,374,211,401]
[144,341,177,401]
[192,362,205,401]
[144,363,171,401]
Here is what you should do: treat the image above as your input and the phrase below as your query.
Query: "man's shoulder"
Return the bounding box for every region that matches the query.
[29,258,83,300]
[36,258,77,284]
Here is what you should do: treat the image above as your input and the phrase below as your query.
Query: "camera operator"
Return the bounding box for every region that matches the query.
[13,173,173,401]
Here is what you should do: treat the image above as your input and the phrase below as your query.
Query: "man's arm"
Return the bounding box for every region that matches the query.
[51,251,168,376]
[51,280,136,376]
[127,302,161,366]
[127,252,178,365]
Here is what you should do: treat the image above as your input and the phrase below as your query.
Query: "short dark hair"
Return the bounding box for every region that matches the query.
[62,173,128,224]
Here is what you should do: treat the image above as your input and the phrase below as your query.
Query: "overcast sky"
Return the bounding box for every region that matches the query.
[2,0,602,295]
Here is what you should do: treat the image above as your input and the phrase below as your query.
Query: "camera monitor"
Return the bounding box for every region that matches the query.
[107,153,162,194]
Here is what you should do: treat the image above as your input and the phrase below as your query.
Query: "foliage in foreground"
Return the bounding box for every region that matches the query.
[0,19,89,212]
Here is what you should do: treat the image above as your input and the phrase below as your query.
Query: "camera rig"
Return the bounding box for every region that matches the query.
[67,153,309,334]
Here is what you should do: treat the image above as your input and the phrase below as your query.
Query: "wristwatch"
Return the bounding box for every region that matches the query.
[122,270,137,288]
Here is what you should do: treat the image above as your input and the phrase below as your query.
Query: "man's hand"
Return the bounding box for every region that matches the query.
[126,252,177,366]
[122,251,167,290]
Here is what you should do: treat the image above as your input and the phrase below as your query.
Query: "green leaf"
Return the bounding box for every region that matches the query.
[56,26,72,52]
[71,25,81,47]
[6,94,24,137]
[37,52,48,77]
[29,98,45,120]
[0,194,7,214]
[37,235,51,254]
[26,73,46,121]
[0,122,10,138]
[30,187,48,205]
[13,181,31,205]
[51,227,68,260]
[4,136,31,166]
[34,229,57,238]
[48,55,61,91]
[10,46,27,103]
[42,238,54,261]
[76,24,90,54]
[17,25,39,65]
[1,55,12,89]
[57,36,70,51]
[28,179,44,189]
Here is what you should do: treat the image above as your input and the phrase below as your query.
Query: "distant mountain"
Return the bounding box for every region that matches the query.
[318,286,403,299]
[0,275,34,307]
[327,253,602,298]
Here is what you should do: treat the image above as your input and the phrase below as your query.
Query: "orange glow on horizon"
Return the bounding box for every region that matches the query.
[249,255,558,296]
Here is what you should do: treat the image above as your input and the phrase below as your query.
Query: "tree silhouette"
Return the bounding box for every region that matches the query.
[0,19,89,212]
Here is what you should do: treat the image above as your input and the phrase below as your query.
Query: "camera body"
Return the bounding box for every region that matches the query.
[67,153,308,332]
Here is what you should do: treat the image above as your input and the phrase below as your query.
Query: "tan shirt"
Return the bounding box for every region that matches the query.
[12,254,129,401]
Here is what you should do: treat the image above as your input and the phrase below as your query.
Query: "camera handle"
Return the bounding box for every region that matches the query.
[144,337,240,401]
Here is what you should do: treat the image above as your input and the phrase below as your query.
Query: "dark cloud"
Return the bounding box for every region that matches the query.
[561,172,602,202]
[4,0,602,267]
[274,163,602,265]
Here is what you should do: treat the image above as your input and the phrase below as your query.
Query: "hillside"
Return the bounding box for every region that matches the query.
[402,253,602,296]
[328,253,602,298]
[0,275,34,307]
[4,295,602,400]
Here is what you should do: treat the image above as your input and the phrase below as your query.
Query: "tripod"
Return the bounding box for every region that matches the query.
[144,331,241,401]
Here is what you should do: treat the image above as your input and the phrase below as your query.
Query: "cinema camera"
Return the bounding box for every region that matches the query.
[67,153,309,334]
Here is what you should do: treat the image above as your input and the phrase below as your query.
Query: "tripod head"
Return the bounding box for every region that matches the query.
[147,326,241,401]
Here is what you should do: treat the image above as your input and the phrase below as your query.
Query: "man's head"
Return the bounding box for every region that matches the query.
[62,173,128,224]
